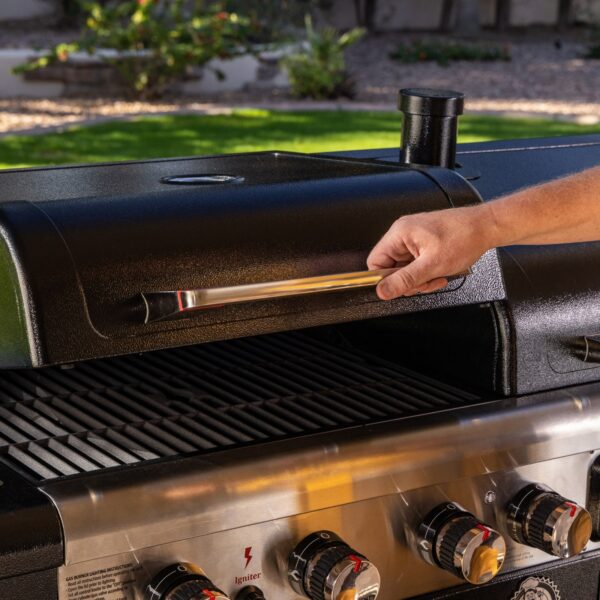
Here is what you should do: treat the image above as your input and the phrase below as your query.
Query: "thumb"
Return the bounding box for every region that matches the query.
[376,257,433,300]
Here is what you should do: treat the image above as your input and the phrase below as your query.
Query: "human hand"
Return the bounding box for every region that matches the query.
[367,205,495,300]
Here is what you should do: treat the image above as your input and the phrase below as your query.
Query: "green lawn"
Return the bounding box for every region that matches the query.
[1,109,599,170]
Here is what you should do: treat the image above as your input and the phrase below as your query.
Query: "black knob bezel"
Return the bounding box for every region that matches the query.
[506,483,572,553]
[145,563,221,600]
[288,531,343,596]
[418,503,473,569]
[437,515,480,578]
[287,531,365,600]
[308,545,366,600]
[526,493,566,553]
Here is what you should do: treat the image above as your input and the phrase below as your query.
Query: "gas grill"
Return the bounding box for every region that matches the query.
[0,89,600,600]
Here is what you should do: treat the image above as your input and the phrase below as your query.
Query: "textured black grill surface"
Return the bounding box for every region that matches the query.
[0,331,479,482]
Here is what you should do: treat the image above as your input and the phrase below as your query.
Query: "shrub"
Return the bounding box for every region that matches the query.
[15,0,253,99]
[587,44,600,58]
[281,17,364,100]
[224,0,313,43]
[390,39,511,67]
[585,27,600,59]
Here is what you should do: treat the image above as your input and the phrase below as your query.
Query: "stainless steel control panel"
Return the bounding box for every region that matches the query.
[56,451,598,600]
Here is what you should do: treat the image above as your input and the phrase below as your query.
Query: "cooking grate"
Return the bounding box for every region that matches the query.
[0,331,479,482]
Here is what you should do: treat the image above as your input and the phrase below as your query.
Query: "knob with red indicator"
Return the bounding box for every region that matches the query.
[506,483,592,558]
[145,562,230,600]
[287,530,381,600]
[417,503,506,585]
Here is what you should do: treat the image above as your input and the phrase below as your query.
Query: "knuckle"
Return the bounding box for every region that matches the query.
[390,217,407,233]
[399,270,417,289]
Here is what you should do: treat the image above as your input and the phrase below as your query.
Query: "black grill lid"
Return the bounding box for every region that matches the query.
[0,151,505,368]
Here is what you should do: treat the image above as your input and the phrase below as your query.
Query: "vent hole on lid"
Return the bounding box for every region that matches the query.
[160,175,245,185]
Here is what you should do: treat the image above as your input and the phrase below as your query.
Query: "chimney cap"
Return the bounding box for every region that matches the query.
[399,88,465,117]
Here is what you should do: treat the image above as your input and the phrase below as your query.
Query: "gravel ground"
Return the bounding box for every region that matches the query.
[0,99,236,135]
[346,34,600,106]
[0,31,598,134]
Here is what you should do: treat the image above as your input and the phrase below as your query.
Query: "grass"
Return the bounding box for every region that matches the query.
[1,109,599,170]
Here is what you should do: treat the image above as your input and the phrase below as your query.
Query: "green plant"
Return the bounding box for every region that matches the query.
[224,0,312,43]
[585,26,600,58]
[390,39,511,66]
[587,44,600,58]
[15,0,253,99]
[281,17,364,100]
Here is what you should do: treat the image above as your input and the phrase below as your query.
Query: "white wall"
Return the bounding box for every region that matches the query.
[0,49,287,98]
[2,0,598,28]
[574,0,600,22]
[376,0,445,31]
[0,49,63,98]
[327,0,598,30]
[511,0,559,26]
[0,0,55,21]
[183,54,288,94]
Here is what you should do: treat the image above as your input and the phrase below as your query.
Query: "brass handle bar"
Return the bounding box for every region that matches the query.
[141,267,470,323]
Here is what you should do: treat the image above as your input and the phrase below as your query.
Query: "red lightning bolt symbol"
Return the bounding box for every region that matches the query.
[202,590,216,600]
[244,546,253,569]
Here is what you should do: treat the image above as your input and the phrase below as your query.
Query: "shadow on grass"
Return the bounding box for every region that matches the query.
[1,110,599,169]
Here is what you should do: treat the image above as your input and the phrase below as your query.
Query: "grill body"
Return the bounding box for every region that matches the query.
[346,134,600,396]
[0,134,598,600]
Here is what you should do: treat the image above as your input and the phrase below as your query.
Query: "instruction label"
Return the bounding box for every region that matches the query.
[60,558,142,600]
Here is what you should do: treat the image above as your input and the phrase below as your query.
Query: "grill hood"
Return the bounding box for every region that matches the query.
[0,151,504,368]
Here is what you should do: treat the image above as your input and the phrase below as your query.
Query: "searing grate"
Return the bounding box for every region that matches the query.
[0,331,479,482]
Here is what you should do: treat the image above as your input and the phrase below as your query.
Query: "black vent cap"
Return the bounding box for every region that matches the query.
[399,88,465,117]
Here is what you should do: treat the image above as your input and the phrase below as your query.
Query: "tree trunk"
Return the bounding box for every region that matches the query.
[495,0,511,32]
[557,0,573,30]
[454,0,480,36]
[352,0,378,31]
[364,0,377,32]
[353,0,362,27]
[440,0,455,32]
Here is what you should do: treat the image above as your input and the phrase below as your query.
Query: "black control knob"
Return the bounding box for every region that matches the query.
[287,530,381,600]
[417,503,506,585]
[506,483,592,558]
[145,563,230,600]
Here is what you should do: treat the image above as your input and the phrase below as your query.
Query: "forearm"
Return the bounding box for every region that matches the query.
[483,166,600,248]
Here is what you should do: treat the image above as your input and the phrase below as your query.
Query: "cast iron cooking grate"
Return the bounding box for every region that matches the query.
[0,331,479,482]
